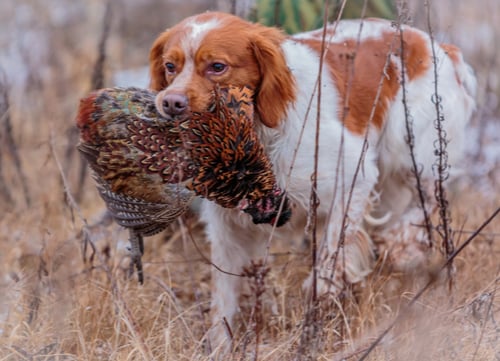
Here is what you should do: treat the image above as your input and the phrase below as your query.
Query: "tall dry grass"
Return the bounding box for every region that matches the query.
[0,0,499,360]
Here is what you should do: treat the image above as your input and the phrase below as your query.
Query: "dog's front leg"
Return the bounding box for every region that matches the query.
[201,201,268,356]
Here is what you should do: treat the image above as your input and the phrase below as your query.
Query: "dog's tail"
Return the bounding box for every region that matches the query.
[441,43,477,110]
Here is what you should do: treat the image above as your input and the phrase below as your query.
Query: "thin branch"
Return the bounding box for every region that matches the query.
[91,0,112,91]
[263,0,354,270]
[0,79,13,205]
[309,0,333,307]
[241,261,269,361]
[425,0,454,289]
[396,3,435,247]
[185,219,243,278]
[331,0,384,290]
[295,1,342,358]
[0,68,31,206]
[317,0,398,301]
[0,146,12,205]
[411,223,500,239]
[51,134,86,223]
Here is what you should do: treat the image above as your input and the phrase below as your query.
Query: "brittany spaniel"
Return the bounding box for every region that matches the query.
[148,12,476,348]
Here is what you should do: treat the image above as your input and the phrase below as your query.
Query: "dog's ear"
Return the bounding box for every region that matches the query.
[250,27,295,128]
[149,31,170,91]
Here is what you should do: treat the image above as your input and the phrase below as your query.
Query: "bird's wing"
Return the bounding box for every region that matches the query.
[91,171,193,236]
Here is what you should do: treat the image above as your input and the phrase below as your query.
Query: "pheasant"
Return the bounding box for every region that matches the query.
[76,85,291,282]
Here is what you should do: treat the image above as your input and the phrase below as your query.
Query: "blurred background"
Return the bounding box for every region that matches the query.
[0,0,498,360]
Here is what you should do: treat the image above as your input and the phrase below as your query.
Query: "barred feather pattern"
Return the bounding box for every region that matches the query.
[92,171,192,237]
[77,87,194,203]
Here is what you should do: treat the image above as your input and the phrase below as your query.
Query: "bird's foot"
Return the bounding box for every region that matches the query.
[127,230,144,284]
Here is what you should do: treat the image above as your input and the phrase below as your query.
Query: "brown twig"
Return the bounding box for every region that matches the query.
[0,77,13,206]
[309,0,333,308]
[185,220,243,278]
[0,68,31,207]
[316,0,397,311]
[395,3,435,247]
[296,2,352,359]
[272,0,282,28]
[330,0,389,292]
[230,0,237,15]
[296,2,336,359]
[411,222,500,239]
[242,260,270,361]
[424,0,455,290]
[0,147,12,205]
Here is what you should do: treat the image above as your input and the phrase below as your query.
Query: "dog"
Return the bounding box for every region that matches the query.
[148,11,476,348]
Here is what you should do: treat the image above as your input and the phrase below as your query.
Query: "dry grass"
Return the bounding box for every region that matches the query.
[1,0,499,360]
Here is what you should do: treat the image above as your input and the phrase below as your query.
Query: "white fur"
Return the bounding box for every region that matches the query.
[168,19,220,93]
[184,17,221,52]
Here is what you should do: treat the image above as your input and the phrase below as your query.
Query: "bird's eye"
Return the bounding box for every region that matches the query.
[209,62,227,74]
[165,62,176,73]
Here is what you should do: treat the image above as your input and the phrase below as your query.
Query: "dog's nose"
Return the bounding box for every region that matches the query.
[162,93,188,116]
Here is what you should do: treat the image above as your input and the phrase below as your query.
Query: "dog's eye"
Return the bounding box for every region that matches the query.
[165,62,176,74]
[209,62,227,74]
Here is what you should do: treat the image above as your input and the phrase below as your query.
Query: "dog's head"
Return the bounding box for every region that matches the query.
[149,12,295,128]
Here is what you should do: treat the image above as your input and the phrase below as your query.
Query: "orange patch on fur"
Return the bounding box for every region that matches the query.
[396,29,432,80]
[297,27,430,135]
[296,37,398,135]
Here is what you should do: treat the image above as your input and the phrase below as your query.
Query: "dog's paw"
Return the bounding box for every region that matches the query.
[302,229,375,299]
[374,219,433,273]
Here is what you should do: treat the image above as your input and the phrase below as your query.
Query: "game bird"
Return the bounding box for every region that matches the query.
[76,85,291,282]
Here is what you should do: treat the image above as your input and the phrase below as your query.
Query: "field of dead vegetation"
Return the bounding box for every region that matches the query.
[0,0,499,360]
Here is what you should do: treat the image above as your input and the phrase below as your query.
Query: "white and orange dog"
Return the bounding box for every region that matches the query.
[148,12,476,346]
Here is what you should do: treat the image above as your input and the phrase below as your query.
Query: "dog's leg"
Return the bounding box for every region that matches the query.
[201,201,268,354]
[302,163,378,299]
[303,222,375,299]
